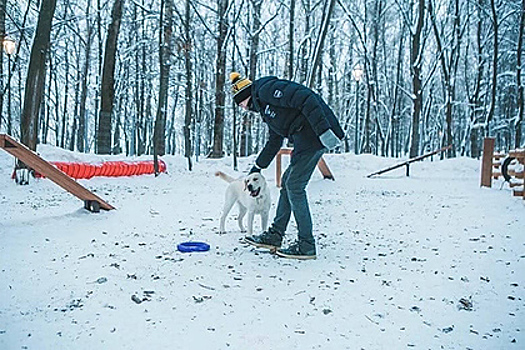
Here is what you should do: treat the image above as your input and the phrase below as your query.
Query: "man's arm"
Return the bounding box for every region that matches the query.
[252,128,284,171]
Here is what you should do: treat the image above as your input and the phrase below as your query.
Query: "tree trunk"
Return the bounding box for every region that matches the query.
[389,22,405,157]
[20,0,57,152]
[60,37,69,149]
[183,0,193,169]
[154,0,173,161]
[97,0,123,154]
[299,0,311,85]
[210,0,228,158]
[287,0,295,80]
[239,0,261,157]
[516,0,525,148]
[78,1,92,152]
[307,0,336,88]
[469,0,486,158]
[409,0,425,158]
[428,0,461,157]
[0,0,5,130]
[486,0,498,132]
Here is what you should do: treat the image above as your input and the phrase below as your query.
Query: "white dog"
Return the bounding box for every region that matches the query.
[215,171,271,235]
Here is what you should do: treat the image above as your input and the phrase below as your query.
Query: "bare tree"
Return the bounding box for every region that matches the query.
[154,0,173,159]
[428,0,464,157]
[210,0,229,158]
[0,0,5,130]
[287,0,296,80]
[239,0,262,157]
[516,0,525,148]
[485,0,498,133]
[307,0,336,88]
[78,1,93,152]
[183,0,193,169]
[97,0,124,154]
[298,0,312,85]
[20,0,57,152]
[405,0,426,158]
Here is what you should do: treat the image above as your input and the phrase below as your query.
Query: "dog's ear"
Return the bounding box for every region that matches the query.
[244,179,248,191]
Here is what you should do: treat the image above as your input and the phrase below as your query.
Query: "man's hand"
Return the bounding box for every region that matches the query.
[319,129,341,150]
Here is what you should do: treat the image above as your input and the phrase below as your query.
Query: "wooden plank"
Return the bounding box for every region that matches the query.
[508,150,525,158]
[480,138,495,188]
[0,134,115,211]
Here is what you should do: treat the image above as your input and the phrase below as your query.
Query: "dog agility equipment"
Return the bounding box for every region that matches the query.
[275,147,333,187]
[0,134,114,212]
[367,145,452,178]
[480,138,524,200]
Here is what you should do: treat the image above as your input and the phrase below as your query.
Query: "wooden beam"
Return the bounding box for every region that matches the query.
[0,134,115,211]
[367,145,452,178]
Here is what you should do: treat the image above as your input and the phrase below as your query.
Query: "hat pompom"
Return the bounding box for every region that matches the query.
[230,72,241,83]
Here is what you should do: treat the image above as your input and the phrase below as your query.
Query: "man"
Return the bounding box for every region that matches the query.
[230,72,344,260]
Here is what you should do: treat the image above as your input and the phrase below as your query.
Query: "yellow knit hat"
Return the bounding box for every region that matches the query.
[230,72,252,105]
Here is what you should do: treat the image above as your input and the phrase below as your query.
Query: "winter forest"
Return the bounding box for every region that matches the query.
[1,0,524,170]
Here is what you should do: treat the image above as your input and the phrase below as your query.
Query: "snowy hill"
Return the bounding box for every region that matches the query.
[0,145,523,349]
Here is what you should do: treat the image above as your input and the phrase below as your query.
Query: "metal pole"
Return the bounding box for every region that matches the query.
[7,54,12,135]
[354,82,359,154]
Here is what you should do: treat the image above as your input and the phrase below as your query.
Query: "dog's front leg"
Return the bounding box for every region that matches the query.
[220,192,236,233]
[238,205,247,232]
[260,211,269,232]
[246,211,255,235]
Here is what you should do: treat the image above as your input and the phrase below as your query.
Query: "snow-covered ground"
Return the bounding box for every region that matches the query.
[0,145,523,349]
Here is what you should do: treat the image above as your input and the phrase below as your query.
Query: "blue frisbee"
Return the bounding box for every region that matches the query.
[177,241,210,253]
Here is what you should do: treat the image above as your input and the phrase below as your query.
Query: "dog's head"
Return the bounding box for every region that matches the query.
[244,172,266,197]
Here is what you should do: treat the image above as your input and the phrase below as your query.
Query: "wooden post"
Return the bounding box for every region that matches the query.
[480,138,495,188]
[275,148,334,187]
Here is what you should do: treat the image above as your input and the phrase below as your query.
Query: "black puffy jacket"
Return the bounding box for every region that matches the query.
[250,76,344,168]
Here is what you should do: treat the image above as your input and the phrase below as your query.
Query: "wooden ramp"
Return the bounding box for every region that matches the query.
[0,134,115,212]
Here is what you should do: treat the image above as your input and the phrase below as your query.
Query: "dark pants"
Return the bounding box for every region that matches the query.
[271,148,325,249]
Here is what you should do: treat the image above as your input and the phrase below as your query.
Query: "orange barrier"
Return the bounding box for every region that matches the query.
[31,160,167,179]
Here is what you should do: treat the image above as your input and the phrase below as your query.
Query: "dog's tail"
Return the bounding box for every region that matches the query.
[215,171,235,183]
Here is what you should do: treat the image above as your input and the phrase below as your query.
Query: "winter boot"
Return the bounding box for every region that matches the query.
[275,240,316,260]
[244,227,283,250]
